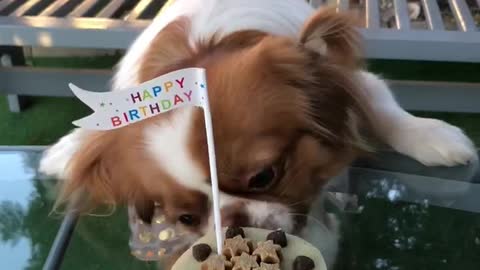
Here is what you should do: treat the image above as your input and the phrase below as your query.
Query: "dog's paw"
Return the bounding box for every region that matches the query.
[390,118,478,167]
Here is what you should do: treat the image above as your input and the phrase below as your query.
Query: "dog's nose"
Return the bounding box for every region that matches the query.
[221,203,250,228]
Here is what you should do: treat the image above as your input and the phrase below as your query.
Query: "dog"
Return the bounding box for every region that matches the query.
[39,0,477,268]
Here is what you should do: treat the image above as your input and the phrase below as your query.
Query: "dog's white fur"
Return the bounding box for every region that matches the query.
[144,107,211,195]
[40,0,478,268]
[356,71,477,167]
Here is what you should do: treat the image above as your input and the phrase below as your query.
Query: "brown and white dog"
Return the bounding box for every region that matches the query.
[39,0,477,267]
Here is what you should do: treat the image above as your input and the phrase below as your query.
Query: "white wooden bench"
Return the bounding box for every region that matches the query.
[1,0,479,112]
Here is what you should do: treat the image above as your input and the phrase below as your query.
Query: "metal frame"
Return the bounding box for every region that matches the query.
[2,66,479,113]
[0,0,477,55]
[0,45,27,112]
[0,0,479,112]
[34,147,478,268]
[42,212,78,270]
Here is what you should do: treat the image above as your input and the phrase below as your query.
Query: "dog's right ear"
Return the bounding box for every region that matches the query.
[43,129,130,211]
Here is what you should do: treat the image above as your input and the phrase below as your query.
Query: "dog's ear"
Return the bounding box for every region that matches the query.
[54,130,131,211]
[138,17,194,83]
[299,7,362,69]
[40,129,88,180]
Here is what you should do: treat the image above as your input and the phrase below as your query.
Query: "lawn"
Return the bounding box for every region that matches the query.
[0,58,479,146]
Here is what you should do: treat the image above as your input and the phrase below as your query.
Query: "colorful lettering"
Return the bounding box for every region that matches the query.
[142,90,153,100]
[173,95,184,105]
[131,92,142,103]
[164,81,173,92]
[139,106,148,116]
[176,77,185,88]
[111,116,122,127]
[129,109,140,120]
[152,86,162,97]
[150,103,160,114]
[183,90,193,101]
[161,100,171,110]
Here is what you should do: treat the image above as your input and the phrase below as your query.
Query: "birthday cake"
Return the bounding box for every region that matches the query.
[172,227,327,270]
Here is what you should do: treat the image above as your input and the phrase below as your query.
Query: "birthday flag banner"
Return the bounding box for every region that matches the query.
[70,67,208,130]
[70,67,224,252]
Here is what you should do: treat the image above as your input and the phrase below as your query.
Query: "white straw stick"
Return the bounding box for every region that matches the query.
[202,83,223,253]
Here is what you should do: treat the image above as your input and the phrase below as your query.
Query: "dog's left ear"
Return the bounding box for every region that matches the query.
[299,7,362,69]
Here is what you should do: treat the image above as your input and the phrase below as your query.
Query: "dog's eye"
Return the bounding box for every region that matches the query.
[178,214,200,226]
[248,167,276,191]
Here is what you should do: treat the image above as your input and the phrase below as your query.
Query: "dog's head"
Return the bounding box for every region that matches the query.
[41,8,367,246]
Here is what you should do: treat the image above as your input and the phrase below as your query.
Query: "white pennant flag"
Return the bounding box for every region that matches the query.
[71,67,208,130]
[70,67,224,252]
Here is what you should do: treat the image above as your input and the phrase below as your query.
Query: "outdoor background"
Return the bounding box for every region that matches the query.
[1,57,479,146]
[1,57,479,269]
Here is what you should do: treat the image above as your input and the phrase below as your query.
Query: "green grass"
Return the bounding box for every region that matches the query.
[0,58,479,145]
[0,96,89,145]
[368,60,480,83]
[336,196,480,270]
[30,55,122,69]
[1,58,477,270]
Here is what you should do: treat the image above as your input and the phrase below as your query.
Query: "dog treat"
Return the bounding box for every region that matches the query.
[266,230,288,247]
[172,227,326,270]
[226,226,246,239]
[254,263,280,270]
[201,255,232,270]
[193,243,213,262]
[293,256,315,270]
[231,252,260,270]
[252,241,282,264]
[223,235,253,259]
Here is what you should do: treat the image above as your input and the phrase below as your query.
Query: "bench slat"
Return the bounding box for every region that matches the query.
[97,0,125,18]
[0,16,146,48]
[336,0,349,12]
[39,0,78,17]
[421,0,445,30]
[3,66,480,113]
[126,0,153,20]
[308,0,323,9]
[10,0,43,16]
[449,0,477,32]
[366,0,380,29]
[68,0,100,17]
[0,0,20,13]
[393,0,411,30]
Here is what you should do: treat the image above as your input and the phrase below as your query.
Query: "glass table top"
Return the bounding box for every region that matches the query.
[0,147,479,270]
[0,148,62,270]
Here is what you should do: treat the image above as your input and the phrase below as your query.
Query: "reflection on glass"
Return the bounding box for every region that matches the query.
[335,174,480,270]
[0,150,61,270]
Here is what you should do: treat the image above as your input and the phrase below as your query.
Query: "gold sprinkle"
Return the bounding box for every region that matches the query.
[178,231,189,236]
[139,231,152,243]
[159,228,175,241]
[158,248,167,256]
[154,215,166,224]
[132,250,142,256]
[146,251,154,258]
